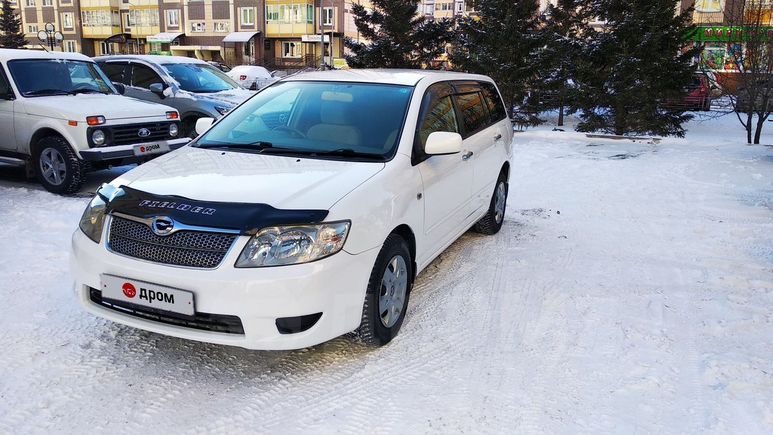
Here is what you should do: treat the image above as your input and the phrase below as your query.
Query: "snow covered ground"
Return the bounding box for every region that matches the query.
[0,113,771,433]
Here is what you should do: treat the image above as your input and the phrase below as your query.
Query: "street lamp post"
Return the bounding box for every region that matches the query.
[37,23,63,51]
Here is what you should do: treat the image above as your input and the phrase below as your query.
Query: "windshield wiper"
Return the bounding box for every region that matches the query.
[24,89,70,96]
[310,148,384,160]
[70,88,107,95]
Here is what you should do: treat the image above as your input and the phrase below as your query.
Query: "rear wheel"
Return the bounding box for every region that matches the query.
[473,172,508,235]
[34,136,85,195]
[355,234,413,347]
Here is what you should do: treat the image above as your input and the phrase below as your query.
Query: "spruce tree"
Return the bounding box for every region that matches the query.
[451,0,543,123]
[574,0,699,137]
[536,0,595,126]
[344,0,452,69]
[0,0,26,49]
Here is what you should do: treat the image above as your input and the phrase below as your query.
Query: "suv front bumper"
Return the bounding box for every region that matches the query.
[79,138,189,162]
[70,229,378,350]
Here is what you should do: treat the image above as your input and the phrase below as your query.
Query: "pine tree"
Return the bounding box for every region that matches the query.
[536,0,595,126]
[574,0,699,137]
[344,0,452,69]
[451,0,543,124]
[0,0,26,49]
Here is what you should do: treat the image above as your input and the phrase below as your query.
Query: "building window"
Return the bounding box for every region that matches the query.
[190,22,205,33]
[214,21,228,32]
[63,40,76,52]
[322,7,333,26]
[27,24,37,33]
[282,41,301,58]
[61,12,74,29]
[100,41,113,55]
[425,4,434,15]
[25,0,34,6]
[266,4,311,24]
[694,0,722,13]
[456,1,463,13]
[240,7,254,26]
[129,9,159,27]
[165,9,179,28]
[82,10,120,27]
[124,12,133,28]
[41,0,51,5]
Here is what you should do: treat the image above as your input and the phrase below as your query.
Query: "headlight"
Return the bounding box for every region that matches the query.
[236,221,350,268]
[169,123,179,137]
[92,129,105,146]
[79,195,107,243]
[214,105,231,116]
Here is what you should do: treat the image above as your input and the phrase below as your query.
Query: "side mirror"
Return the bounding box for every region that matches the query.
[149,83,166,98]
[195,117,215,136]
[425,131,463,156]
[112,82,125,95]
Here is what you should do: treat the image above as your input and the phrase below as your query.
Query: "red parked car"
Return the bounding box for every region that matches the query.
[681,74,712,111]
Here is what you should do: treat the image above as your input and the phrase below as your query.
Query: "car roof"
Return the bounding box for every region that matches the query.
[93,54,207,65]
[0,48,92,63]
[284,69,493,87]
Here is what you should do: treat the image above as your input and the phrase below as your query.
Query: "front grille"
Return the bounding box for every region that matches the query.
[108,216,238,268]
[109,122,174,146]
[89,288,245,334]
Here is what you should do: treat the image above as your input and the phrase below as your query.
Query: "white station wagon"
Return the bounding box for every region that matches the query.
[70,70,513,349]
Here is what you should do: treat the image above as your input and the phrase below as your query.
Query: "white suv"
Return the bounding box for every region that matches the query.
[70,70,513,350]
[0,49,188,194]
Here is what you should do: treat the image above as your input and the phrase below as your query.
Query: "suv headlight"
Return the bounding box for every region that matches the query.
[79,195,107,243]
[92,129,105,146]
[169,123,179,137]
[235,221,350,268]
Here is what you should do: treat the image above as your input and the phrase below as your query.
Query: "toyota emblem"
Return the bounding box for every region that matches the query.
[138,128,151,138]
[151,216,175,236]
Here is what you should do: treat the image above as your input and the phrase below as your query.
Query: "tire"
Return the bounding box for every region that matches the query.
[33,136,85,195]
[355,234,413,347]
[473,172,508,235]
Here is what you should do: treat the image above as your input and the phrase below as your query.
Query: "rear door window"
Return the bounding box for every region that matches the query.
[100,62,128,84]
[480,82,507,123]
[454,92,489,137]
[130,64,163,89]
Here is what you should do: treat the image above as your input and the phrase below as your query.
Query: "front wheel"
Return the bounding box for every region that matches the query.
[473,175,508,235]
[355,234,413,347]
[34,136,85,194]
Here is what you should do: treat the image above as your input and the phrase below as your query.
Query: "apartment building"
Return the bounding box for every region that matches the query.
[19,0,89,54]
[14,0,365,68]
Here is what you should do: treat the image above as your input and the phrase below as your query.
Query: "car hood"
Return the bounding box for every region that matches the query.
[22,94,173,120]
[110,146,385,210]
[176,87,253,107]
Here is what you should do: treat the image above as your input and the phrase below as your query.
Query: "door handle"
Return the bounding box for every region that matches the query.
[494,133,502,141]
[462,151,474,161]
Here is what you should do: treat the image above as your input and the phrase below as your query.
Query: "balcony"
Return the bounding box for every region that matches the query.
[81,6,121,38]
[265,0,315,38]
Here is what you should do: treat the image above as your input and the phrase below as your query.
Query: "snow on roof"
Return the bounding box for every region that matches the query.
[0,48,92,63]
[285,69,493,87]
[93,54,207,65]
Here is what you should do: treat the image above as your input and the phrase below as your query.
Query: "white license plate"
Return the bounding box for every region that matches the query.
[133,142,169,156]
[100,274,194,316]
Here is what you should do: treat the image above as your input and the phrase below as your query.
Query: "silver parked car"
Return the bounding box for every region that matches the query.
[95,55,253,136]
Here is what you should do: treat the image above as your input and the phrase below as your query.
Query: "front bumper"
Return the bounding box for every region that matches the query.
[79,138,189,162]
[70,229,378,350]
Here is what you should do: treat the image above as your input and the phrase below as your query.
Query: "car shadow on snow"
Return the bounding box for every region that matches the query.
[0,163,134,196]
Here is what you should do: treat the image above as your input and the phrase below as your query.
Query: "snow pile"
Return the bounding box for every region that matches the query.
[0,113,771,432]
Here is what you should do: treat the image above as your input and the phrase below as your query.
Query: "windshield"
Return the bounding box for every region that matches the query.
[8,59,115,97]
[194,81,413,161]
[161,63,239,93]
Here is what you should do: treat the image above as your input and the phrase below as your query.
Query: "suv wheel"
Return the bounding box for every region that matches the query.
[355,234,413,347]
[473,172,508,235]
[34,136,85,194]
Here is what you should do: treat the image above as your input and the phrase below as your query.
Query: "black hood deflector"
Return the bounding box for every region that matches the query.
[104,186,329,235]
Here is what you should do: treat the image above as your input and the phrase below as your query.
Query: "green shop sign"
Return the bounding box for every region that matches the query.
[688,26,773,42]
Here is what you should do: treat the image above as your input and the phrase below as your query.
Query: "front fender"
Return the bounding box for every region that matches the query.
[16,114,86,157]
[327,154,423,257]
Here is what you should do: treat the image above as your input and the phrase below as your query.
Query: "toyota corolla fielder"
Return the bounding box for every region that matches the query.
[70,70,513,350]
